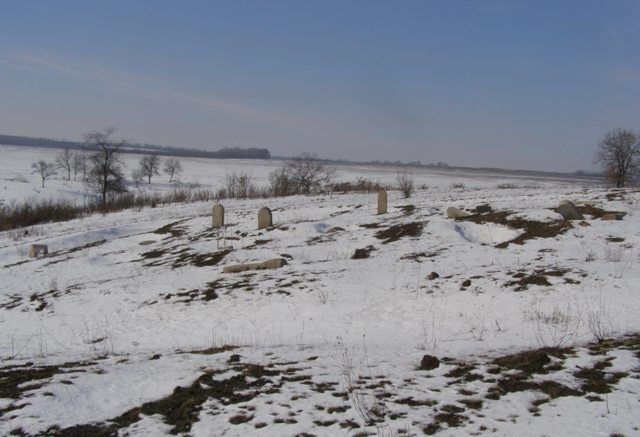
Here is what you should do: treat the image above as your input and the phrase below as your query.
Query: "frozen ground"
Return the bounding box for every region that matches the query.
[1,146,639,436]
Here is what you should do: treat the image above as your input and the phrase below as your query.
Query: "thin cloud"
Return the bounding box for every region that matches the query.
[0,51,309,128]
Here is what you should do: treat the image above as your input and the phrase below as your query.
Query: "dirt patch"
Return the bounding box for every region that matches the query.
[576,204,626,220]
[0,361,95,401]
[153,219,189,238]
[457,211,572,248]
[44,362,285,435]
[173,249,231,268]
[492,347,573,374]
[401,251,440,263]
[397,204,416,215]
[606,236,625,243]
[54,239,107,256]
[359,222,382,229]
[574,359,628,394]
[505,267,570,291]
[374,222,424,244]
[352,245,376,259]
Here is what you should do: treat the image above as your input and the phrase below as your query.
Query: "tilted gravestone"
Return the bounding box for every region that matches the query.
[258,207,272,229]
[556,201,584,221]
[212,203,224,228]
[377,190,387,215]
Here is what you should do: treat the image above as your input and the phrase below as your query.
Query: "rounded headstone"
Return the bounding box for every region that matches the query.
[557,202,584,220]
[212,203,224,228]
[258,207,272,229]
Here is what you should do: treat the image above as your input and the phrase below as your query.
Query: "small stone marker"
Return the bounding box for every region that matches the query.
[446,206,470,219]
[29,244,48,258]
[377,190,387,214]
[223,258,287,273]
[212,203,224,228]
[258,207,272,229]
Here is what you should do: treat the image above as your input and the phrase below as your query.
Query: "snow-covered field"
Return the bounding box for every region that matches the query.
[1,145,639,436]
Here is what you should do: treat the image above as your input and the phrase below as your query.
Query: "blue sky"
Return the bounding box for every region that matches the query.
[1,1,638,171]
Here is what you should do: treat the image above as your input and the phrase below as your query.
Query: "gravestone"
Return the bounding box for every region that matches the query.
[212,203,224,228]
[557,201,584,221]
[29,244,48,258]
[258,207,272,229]
[223,257,287,274]
[377,190,387,214]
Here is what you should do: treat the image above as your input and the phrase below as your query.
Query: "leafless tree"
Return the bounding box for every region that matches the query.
[396,168,415,198]
[225,172,255,199]
[139,154,160,184]
[84,127,127,205]
[31,160,56,188]
[595,128,640,188]
[131,167,144,188]
[163,158,182,183]
[270,167,294,196]
[55,149,73,181]
[285,153,334,194]
[72,152,87,181]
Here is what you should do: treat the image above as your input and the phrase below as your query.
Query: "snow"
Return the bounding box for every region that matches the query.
[1,144,639,436]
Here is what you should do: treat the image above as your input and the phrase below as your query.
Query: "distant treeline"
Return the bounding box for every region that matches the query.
[0,134,271,160]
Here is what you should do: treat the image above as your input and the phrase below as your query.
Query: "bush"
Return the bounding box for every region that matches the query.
[330,177,389,193]
[397,169,415,198]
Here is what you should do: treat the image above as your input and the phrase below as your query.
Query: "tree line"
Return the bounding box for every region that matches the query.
[1,133,270,160]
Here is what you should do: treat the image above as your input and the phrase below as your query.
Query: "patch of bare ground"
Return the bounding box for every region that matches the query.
[42,362,288,436]
[352,245,376,259]
[0,361,97,420]
[374,222,424,244]
[576,204,626,220]
[139,248,231,268]
[491,347,574,374]
[457,211,572,248]
[360,222,382,229]
[505,267,572,291]
[172,249,231,268]
[396,204,416,215]
[401,249,443,263]
[153,219,190,238]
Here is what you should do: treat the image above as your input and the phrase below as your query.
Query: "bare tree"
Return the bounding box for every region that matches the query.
[270,167,294,196]
[131,167,144,188]
[140,154,160,184]
[73,152,90,181]
[84,127,127,205]
[31,160,56,188]
[595,129,640,188]
[72,152,86,181]
[225,172,255,199]
[396,168,415,198]
[285,153,334,194]
[163,158,182,183]
[55,149,73,181]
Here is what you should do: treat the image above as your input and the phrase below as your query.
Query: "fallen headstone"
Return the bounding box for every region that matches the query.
[223,258,287,273]
[446,206,470,219]
[29,244,48,258]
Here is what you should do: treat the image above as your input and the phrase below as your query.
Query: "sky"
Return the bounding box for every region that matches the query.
[1,1,639,172]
